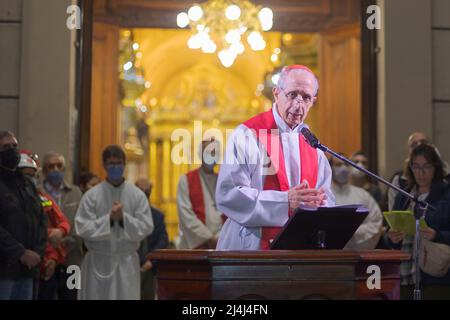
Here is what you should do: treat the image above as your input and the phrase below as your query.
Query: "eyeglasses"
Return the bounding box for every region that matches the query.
[410,163,434,172]
[280,89,313,104]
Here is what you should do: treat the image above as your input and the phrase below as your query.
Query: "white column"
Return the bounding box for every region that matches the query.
[19,0,77,181]
[377,0,433,178]
[0,0,22,133]
[432,0,450,163]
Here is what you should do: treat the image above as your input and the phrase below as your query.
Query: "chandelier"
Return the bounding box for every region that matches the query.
[176,0,274,67]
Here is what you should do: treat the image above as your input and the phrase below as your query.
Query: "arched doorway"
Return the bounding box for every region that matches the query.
[77,0,377,241]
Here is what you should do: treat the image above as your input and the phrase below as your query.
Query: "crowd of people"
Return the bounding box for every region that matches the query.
[1,64,450,300]
[0,133,168,300]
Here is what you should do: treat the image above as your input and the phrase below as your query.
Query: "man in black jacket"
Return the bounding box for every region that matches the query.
[135,178,169,300]
[0,131,47,300]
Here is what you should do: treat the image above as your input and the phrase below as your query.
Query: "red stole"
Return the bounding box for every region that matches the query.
[186,168,227,225]
[186,169,207,224]
[243,109,318,250]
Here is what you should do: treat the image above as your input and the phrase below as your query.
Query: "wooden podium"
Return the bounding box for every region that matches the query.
[149,250,409,300]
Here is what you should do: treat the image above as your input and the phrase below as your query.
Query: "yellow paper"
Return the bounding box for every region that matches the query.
[383,211,428,236]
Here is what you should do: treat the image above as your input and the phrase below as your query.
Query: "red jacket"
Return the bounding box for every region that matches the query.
[38,191,71,271]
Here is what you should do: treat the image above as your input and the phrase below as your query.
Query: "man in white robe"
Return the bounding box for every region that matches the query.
[75,145,153,300]
[330,156,383,250]
[177,139,223,249]
[216,65,335,250]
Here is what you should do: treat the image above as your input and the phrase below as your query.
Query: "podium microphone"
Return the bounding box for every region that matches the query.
[300,125,435,301]
[300,127,327,151]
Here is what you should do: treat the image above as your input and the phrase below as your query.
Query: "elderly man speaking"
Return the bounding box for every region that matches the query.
[216,65,335,250]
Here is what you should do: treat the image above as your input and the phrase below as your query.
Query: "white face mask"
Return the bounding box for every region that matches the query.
[202,153,217,173]
[350,162,366,178]
[203,153,217,166]
[333,166,350,185]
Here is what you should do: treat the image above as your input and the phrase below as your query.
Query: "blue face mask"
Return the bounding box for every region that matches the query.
[106,164,124,183]
[203,163,216,173]
[202,153,217,173]
[46,171,64,186]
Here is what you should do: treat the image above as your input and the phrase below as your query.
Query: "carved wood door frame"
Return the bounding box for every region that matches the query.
[76,0,378,177]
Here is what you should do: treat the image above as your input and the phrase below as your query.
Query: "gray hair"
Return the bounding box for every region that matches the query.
[43,151,66,169]
[276,67,319,96]
[0,131,15,140]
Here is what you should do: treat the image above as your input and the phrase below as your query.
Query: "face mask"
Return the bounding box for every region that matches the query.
[202,153,217,172]
[0,148,21,171]
[203,153,217,166]
[333,166,350,185]
[106,164,124,183]
[31,177,39,187]
[350,163,366,178]
[46,171,64,186]
[24,174,38,187]
[203,163,216,173]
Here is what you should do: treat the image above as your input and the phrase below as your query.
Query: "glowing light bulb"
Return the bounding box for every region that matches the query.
[230,42,244,55]
[202,39,217,53]
[225,5,241,20]
[225,29,241,44]
[188,5,203,22]
[177,12,189,28]
[123,61,133,71]
[271,74,280,86]
[218,49,236,68]
[258,7,273,31]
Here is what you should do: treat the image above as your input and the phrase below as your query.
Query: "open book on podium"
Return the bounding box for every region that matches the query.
[270,205,369,250]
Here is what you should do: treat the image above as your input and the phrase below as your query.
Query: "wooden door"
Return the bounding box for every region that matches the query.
[318,24,361,157]
[90,22,120,177]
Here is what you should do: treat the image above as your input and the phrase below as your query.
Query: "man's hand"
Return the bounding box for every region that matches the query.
[48,228,64,247]
[61,236,76,251]
[19,249,41,269]
[43,259,57,280]
[140,260,152,273]
[288,182,327,211]
[421,227,437,241]
[387,230,405,244]
[110,202,124,222]
[207,235,219,249]
[196,236,219,249]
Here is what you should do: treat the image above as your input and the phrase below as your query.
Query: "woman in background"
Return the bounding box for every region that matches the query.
[78,171,100,194]
[385,144,450,299]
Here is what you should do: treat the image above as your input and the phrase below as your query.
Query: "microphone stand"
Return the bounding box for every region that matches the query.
[301,128,435,300]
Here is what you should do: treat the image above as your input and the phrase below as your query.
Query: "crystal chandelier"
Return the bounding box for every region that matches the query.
[176,0,273,67]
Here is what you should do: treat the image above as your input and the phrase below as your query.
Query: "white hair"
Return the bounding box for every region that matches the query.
[43,151,66,169]
[0,131,15,140]
[276,67,319,96]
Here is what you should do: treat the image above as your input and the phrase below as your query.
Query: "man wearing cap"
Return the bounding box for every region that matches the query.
[216,65,335,250]
[17,152,71,300]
